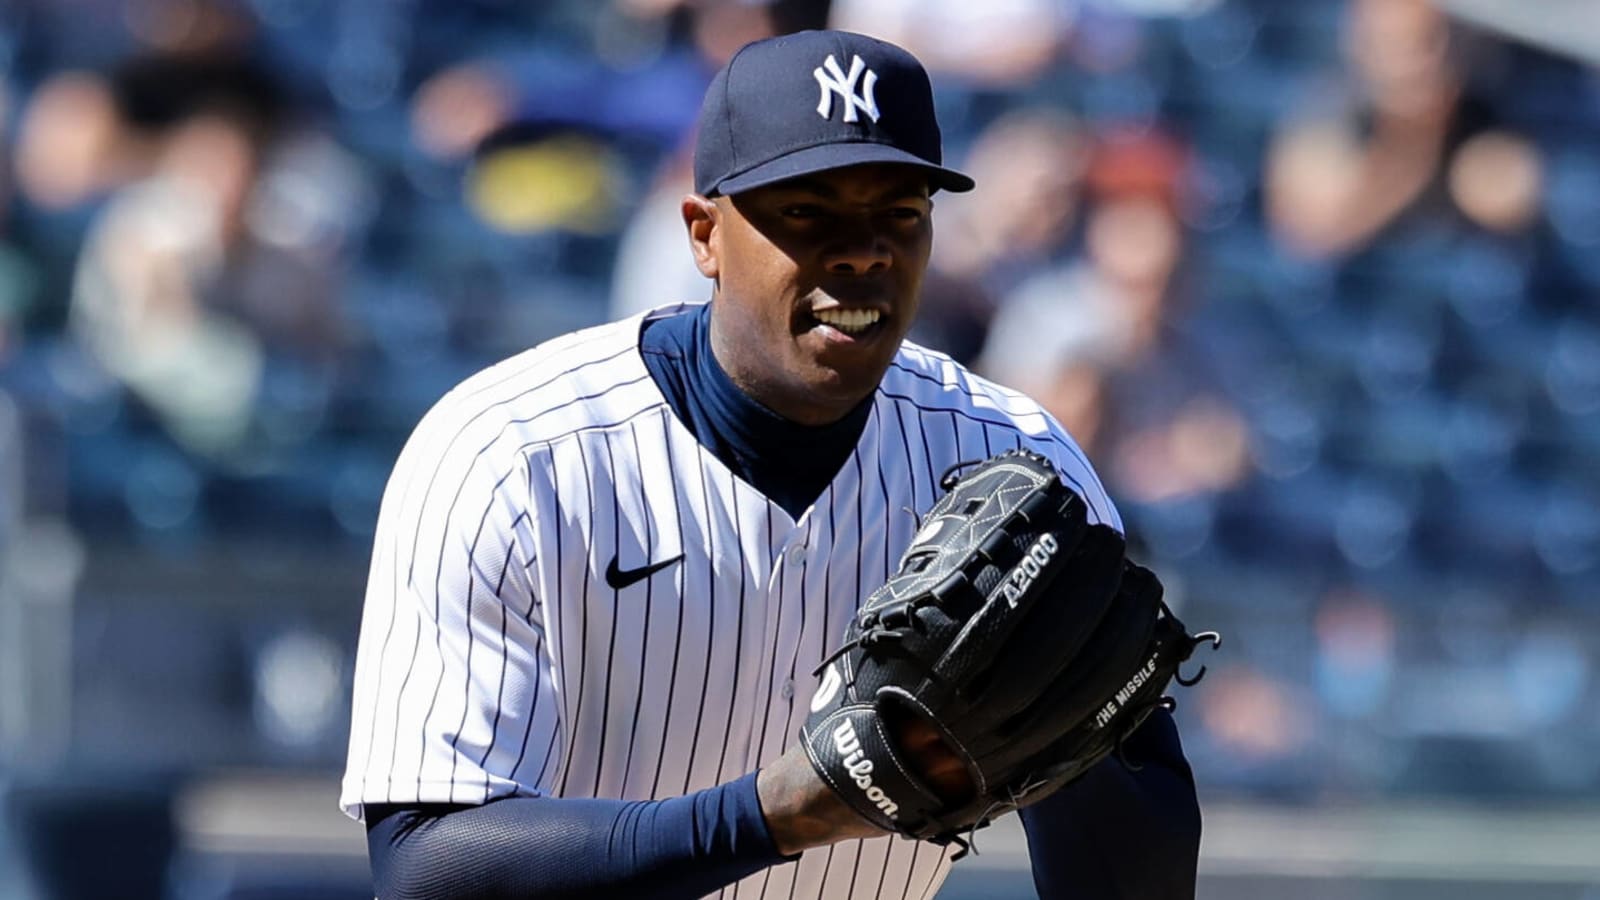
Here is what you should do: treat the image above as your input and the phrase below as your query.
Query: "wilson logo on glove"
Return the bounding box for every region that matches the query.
[832,720,900,818]
[991,532,1060,608]
[811,663,843,713]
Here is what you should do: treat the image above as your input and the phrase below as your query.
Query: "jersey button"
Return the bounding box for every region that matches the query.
[780,680,794,699]
[787,545,806,564]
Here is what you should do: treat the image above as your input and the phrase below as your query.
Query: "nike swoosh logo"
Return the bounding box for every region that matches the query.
[605,553,684,590]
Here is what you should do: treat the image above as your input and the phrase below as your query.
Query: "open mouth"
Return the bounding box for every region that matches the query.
[809,307,886,338]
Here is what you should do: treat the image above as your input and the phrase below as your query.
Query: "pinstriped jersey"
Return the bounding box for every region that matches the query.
[340,303,1120,900]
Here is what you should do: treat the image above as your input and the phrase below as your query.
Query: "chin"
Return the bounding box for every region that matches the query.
[808,361,890,407]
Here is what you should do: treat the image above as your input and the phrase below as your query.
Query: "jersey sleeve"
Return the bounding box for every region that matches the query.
[959,364,1121,531]
[340,396,561,819]
[1021,412,1122,533]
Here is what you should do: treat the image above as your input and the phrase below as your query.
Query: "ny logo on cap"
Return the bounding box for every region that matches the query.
[814,54,880,124]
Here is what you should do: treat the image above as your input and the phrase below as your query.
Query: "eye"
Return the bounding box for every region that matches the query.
[781,204,827,220]
[879,202,928,225]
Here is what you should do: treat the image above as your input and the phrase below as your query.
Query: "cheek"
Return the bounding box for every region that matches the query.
[729,254,803,322]
[910,225,934,270]
[723,221,798,287]
[717,256,802,346]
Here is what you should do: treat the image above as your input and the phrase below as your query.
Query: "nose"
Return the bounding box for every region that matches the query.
[823,218,892,275]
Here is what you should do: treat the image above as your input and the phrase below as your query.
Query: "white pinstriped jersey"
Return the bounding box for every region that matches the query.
[341,303,1120,900]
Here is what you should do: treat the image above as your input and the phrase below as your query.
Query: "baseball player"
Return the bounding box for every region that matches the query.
[342,30,1201,899]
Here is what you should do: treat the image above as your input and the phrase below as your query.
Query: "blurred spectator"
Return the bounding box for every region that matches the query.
[609,145,707,320]
[410,0,810,169]
[1446,129,1544,235]
[1313,587,1398,721]
[409,61,520,163]
[12,0,259,214]
[870,107,1091,363]
[615,0,825,68]
[1195,662,1314,765]
[1265,0,1545,259]
[933,107,1092,286]
[978,128,1251,504]
[13,71,144,213]
[830,0,1074,87]
[468,126,634,237]
[68,50,360,464]
[613,0,832,37]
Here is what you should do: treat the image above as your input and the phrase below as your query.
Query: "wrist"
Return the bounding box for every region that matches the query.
[756,746,884,856]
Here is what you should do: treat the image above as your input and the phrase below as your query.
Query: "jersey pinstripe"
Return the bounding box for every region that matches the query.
[340,303,1120,899]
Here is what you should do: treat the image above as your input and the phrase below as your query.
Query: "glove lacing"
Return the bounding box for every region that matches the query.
[811,595,946,677]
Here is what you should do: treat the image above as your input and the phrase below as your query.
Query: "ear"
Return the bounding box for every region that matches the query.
[682,193,720,280]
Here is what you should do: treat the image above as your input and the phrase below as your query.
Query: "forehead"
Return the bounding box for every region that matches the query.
[740,164,932,203]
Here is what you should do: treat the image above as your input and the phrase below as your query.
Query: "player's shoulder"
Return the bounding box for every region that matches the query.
[884,340,1057,429]
[884,342,1122,529]
[403,310,669,458]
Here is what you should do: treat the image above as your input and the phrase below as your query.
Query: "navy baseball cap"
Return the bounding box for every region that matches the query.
[694,30,975,197]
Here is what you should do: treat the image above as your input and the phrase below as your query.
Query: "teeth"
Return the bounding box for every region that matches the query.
[813,308,882,334]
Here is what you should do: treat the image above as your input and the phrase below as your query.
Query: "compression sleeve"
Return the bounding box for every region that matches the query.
[1018,710,1201,899]
[365,771,791,900]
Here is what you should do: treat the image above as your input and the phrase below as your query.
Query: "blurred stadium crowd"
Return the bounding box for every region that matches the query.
[1,0,1598,857]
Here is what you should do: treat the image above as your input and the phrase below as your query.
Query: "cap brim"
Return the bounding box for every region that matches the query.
[712,142,974,196]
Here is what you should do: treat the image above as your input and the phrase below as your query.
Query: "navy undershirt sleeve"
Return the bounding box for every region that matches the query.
[365,772,791,900]
[1018,710,1201,899]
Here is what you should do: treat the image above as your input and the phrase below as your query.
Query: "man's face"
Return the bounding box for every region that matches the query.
[686,163,934,425]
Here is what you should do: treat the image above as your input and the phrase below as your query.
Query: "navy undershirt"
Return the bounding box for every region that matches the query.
[639,302,872,519]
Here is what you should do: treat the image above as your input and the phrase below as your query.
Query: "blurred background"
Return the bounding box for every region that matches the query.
[0,0,1597,897]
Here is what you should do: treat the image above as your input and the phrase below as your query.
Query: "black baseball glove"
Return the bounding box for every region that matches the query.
[800,449,1218,853]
